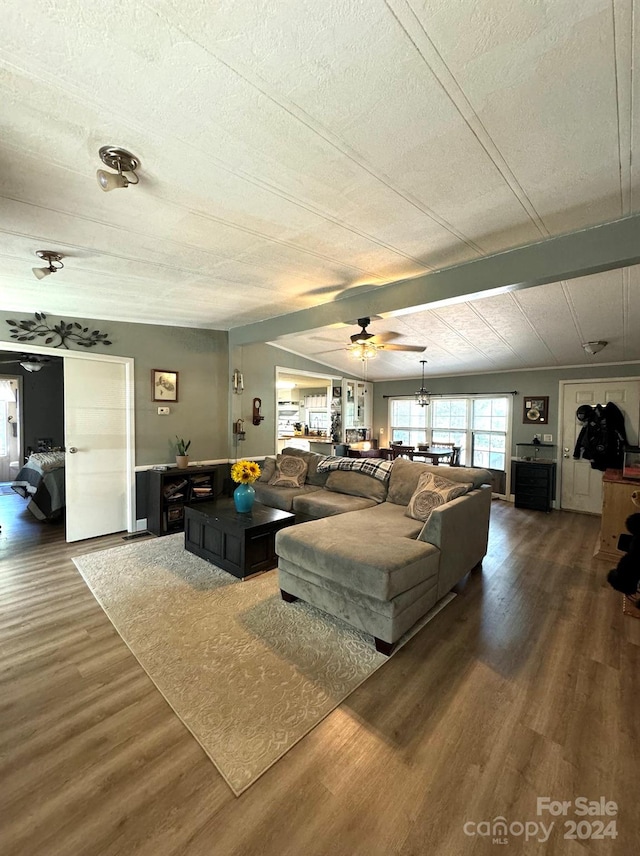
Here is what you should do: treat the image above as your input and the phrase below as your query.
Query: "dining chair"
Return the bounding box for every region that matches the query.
[389,443,415,460]
[436,443,461,466]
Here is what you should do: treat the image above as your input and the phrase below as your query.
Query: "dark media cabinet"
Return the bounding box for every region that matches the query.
[147,465,220,536]
[513,444,556,513]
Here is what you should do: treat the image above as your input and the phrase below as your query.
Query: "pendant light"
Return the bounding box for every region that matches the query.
[415,360,430,407]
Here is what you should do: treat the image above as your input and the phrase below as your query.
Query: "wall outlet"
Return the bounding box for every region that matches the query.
[157,406,170,415]
[543,433,552,442]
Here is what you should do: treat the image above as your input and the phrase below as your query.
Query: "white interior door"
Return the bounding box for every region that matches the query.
[64,358,129,541]
[560,380,640,513]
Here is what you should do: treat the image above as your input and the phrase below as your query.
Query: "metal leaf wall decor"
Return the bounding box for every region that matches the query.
[5,312,112,349]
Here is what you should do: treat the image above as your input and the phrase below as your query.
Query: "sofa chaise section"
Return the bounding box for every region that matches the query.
[275,459,492,653]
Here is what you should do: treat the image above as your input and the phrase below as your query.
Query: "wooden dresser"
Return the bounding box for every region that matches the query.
[596,469,640,561]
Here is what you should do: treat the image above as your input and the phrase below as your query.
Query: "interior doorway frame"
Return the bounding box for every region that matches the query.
[557,375,640,511]
[0,341,136,535]
[0,373,23,483]
[274,365,342,452]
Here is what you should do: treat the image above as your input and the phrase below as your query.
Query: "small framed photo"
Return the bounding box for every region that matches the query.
[152,369,179,402]
[523,396,549,424]
[333,386,342,398]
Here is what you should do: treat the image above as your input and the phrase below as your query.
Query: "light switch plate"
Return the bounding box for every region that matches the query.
[543,433,552,442]
[157,406,170,415]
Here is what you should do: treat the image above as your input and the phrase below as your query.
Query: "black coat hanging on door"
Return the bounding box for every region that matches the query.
[573,402,627,471]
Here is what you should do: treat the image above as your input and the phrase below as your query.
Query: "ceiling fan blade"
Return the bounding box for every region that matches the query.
[369,331,402,344]
[0,354,52,364]
[377,344,426,352]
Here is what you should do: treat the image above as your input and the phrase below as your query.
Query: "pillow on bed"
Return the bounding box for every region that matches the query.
[29,451,65,471]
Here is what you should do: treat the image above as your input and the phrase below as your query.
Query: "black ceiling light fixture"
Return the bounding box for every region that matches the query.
[97,145,140,191]
[32,250,64,280]
[415,359,431,407]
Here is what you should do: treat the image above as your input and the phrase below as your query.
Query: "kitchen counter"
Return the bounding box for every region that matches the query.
[277,436,335,455]
[279,435,331,442]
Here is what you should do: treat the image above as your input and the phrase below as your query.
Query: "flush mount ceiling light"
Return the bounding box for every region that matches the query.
[582,340,608,355]
[415,360,431,407]
[32,250,64,280]
[96,145,140,192]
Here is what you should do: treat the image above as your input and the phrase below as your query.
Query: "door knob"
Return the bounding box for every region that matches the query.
[68,447,78,454]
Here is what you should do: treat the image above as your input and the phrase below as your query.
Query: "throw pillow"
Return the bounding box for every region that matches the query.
[268,454,308,488]
[325,470,387,502]
[258,456,276,482]
[405,471,473,522]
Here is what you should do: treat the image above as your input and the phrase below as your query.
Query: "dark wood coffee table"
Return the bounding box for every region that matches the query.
[184,499,295,579]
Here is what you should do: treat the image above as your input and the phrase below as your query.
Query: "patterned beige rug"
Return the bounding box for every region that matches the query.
[73,534,454,795]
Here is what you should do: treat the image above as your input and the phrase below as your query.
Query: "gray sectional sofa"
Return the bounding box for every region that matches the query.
[255,448,492,654]
[254,446,386,522]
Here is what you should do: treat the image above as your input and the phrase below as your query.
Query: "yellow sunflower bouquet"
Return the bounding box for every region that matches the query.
[230,459,262,484]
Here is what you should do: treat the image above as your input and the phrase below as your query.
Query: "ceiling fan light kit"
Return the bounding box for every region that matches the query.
[349,341,378,361]
[20,359,46,372]
[97,146,140,192]
[32,250,64,280]
[0,352,52,372]
[345,317,425,361]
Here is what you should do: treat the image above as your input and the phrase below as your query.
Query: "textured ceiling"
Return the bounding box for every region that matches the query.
[1,0,639,379]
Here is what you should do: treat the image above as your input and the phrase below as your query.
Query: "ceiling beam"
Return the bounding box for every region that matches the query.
[229,214,640,346]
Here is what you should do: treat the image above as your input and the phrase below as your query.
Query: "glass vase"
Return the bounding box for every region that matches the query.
[233,482,255,513]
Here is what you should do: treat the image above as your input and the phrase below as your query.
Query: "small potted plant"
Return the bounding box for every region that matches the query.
[175,436,191,469]
[230,459,262,512]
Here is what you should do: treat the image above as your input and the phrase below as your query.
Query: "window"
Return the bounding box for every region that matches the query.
[389,400,428,447]
[471,398,509,470]
[388,395,510,471]
[431,398,469,463]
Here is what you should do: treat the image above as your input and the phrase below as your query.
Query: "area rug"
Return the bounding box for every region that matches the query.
[72,534,455,795]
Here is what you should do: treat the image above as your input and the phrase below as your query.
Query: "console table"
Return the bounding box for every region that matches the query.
[596,469,640,561]
[184,499,295,579]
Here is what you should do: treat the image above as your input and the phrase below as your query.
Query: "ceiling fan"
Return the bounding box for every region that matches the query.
[346,317,426,360]
[0,354,52,372]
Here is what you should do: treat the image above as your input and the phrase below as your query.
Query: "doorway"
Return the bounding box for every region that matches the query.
[559,378,640,513]
[0,376,21,487]
[0,342,135,540]
[275,367,340,454]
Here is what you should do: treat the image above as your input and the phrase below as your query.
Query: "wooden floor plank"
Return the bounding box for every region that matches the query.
[0,494,638,855]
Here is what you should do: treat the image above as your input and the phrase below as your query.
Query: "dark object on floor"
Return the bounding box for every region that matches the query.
[607,513,640,603]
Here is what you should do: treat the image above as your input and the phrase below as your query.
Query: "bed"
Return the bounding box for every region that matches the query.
[11,451,66,520]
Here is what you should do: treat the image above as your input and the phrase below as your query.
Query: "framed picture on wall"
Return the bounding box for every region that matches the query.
[152,369,179,402]
[523,396,548,424]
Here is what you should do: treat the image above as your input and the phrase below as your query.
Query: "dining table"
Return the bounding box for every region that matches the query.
[410,446,460,465]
